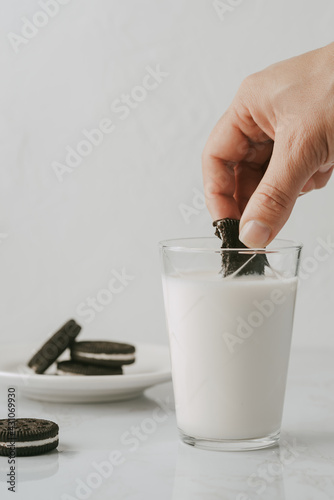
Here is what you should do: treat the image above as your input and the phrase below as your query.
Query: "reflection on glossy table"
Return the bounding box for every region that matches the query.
[0,348,333,500]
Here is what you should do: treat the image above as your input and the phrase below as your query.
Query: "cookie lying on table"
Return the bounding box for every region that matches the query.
[0,418,59,457]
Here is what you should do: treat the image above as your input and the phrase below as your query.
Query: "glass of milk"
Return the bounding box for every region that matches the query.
[159,237,302,451]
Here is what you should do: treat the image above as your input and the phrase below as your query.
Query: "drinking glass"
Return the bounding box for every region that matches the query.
[159,237,302,451]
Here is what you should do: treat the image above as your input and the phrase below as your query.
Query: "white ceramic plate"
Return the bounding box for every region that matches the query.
[0,343,171,403]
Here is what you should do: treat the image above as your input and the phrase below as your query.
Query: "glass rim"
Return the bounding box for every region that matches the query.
[158,237,303,254]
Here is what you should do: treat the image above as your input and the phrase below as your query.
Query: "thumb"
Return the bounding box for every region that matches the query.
[239,136,314,247]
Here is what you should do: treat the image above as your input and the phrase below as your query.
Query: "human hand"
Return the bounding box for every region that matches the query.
[202,43,334,247]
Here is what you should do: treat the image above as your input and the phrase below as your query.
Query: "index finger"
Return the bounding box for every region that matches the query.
[202,106,273,221]
[202,110,242,220]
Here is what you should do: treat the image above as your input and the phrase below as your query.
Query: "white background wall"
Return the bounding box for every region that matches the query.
[0,0,333,350]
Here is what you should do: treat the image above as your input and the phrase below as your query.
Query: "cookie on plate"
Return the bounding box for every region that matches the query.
[0,418,59,457]
[56,360,123,376]
[28,319,81,374]
[70,341,135,367]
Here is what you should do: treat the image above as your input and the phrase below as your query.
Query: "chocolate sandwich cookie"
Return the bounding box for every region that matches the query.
[56,360,123,376]
[28,319,81,374]
[71,341,136,367]
[0,418,59,457]
[213,218,267,277]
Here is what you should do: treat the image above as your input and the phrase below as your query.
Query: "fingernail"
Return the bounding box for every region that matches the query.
[239,220,271,248]
[318,164,333,173]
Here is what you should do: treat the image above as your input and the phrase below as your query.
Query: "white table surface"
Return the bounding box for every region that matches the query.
[0,347,333,500]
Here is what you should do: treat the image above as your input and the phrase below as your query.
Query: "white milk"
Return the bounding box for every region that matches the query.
[162,271,297,440]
